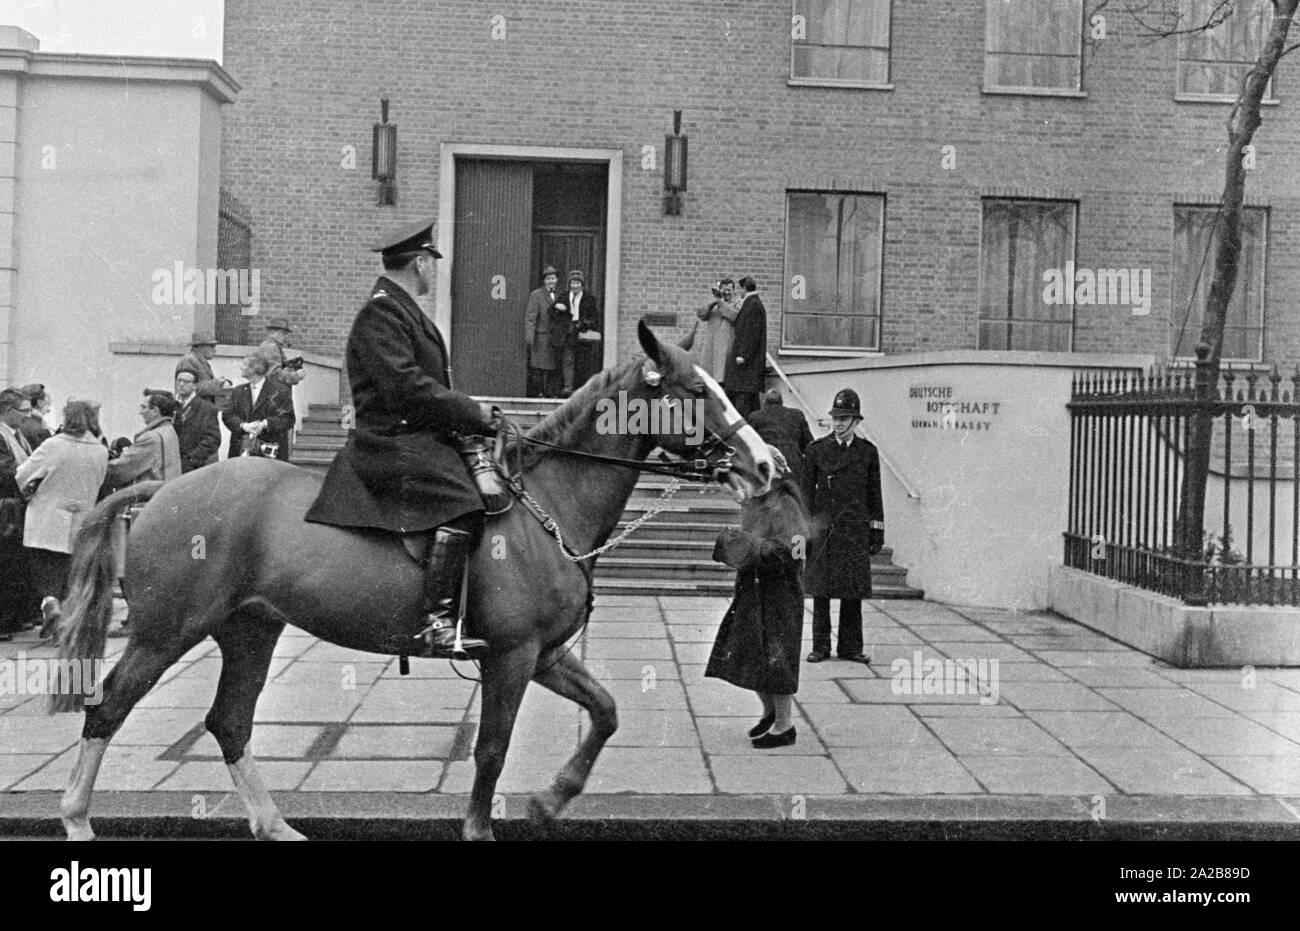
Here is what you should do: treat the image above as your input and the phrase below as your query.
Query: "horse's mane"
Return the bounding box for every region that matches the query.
[512,357,644,468]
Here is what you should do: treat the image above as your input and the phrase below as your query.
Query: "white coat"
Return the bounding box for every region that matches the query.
[15,432,108,553]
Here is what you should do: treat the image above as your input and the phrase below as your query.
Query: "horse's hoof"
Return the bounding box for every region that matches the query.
[62,818,95,842]
[527,792,562,824]
[255,820,307,841]
[462,826,496,842]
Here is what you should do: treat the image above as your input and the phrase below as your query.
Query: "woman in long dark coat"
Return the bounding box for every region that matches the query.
[705,448,808,748]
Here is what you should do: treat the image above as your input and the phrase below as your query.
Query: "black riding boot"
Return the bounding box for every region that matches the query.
[416,526,489,661]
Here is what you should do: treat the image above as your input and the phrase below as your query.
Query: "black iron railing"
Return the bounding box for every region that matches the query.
[1065,350,1300,606]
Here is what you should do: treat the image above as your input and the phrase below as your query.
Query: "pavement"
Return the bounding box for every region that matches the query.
[3,594,1300,839]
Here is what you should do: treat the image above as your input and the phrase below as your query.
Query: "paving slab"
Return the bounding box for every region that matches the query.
[957,755,1114,795]
[829,747,983,794]
[1072,747,1253,795]
[927,718,1073,757]
[300,760,444,792]
[709,755,847,795]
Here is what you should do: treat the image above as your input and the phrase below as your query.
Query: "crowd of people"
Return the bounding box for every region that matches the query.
[0,321,301,641]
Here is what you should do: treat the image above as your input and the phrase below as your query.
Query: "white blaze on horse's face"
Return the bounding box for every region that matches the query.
[693,365,773,501]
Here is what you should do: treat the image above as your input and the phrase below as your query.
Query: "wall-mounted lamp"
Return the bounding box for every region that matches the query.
[372,98,397,206]
[663,110,688,216]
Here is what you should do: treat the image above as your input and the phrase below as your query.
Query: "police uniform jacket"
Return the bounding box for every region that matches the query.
[800,432,884,599]
[305,277,493,534]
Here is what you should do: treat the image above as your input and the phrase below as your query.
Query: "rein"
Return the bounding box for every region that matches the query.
[490,411,746,563]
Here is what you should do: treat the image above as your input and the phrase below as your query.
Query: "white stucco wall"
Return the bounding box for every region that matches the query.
[781,350,1153,610]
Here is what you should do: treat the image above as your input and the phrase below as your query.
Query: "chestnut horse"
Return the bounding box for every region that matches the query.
[51,322,772,841]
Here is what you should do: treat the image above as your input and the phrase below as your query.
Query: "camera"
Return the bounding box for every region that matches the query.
[710,280,726,299]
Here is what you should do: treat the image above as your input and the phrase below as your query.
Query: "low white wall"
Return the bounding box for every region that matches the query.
[102,343,341,454]
[780,350,1152,610]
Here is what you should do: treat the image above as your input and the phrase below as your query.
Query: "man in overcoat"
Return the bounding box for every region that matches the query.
[175,331,229,403]
[105,390,183,488]
[0,388,34,639]
[747,388,814,487]
[173,371,222,472]
[724,276,767,419]
[800,388,884,664]
[524,265,559,397]
[305,219,498,660]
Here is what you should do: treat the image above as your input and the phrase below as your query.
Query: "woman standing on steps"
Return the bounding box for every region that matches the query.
[705,446,808,748]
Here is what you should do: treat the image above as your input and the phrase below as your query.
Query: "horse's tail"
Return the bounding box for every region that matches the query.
[50,482,164,713]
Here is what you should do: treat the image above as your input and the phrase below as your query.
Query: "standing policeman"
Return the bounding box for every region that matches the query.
[800,388,884,664]
[305,219,496,660]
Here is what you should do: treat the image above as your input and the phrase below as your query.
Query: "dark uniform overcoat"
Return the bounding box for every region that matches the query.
[800,433,884,599]
[305,277,491,534]
[705,476,807,695]
[746,404,814,487]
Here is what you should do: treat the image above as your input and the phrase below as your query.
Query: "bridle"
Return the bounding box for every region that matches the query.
[506,414,746,484]
[489,400,752,564]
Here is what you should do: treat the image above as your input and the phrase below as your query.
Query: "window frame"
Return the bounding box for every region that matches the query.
[1175,0,1279,102]
[1170,203,1268,363]
[780,189,887,355]
[976,197,1079,353]
[788,0,894,90]
[982,0,1086,96]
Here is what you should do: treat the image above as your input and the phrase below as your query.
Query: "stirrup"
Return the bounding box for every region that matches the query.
[417,618,486,661]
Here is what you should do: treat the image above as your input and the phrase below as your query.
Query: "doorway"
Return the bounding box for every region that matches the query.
[450,158,608,397]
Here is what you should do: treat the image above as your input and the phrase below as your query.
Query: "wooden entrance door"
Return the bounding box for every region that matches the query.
[451,160,533,396]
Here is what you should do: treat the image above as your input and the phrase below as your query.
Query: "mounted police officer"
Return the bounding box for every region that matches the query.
[800,388,884,665]
[305,219,497,660]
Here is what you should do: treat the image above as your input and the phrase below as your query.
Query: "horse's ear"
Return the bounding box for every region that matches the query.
[637,319,663,365]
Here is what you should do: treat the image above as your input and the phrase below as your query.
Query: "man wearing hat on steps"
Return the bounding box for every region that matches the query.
[305,219,499,660]
[800,387,884,665]
[524,265,560,397]
[176,331,230,404]
[259,317,307,387]
[548,269,600,396]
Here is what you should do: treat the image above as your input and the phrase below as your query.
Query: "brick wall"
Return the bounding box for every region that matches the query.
[220,0,1300,370]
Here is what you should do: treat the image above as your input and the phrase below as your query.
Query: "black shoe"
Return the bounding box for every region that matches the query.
[806,651,830,663]
[421,619,489,661]
[838,653,871,665]
[748,713,775,739]
[752,726,796,749]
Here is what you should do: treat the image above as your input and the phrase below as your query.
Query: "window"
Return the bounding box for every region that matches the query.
[1172,205,1267,360]
[791,0,891,85]
[984,0,1083,92]
[783,192,884,351]
[1178,0,1274,98]
[979,199,1077,351]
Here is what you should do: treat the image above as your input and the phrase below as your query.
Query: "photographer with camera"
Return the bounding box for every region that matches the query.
[682,276,740,384]
[222,351,296,462]
[260,317,307,387]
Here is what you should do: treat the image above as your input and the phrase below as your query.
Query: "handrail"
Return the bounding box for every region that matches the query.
[766,352,921,500]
